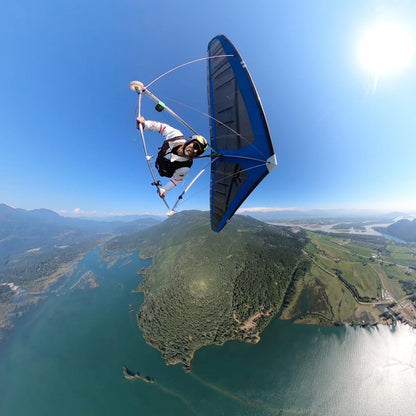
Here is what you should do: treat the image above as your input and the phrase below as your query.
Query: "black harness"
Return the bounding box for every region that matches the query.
[155,139,193,178]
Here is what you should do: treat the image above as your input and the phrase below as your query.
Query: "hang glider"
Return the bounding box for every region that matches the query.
[207,35,277,231]
[130,34,277,232]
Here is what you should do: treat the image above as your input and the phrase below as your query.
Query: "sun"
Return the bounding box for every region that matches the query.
[359,22,414,76]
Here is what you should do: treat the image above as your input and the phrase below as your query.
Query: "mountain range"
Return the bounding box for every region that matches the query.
[0,203,160,285]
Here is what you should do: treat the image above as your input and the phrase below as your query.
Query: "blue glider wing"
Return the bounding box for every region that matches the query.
[207,35,277,232]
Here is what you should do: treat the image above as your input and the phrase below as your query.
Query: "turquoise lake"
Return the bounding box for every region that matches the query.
[1,247,416,416]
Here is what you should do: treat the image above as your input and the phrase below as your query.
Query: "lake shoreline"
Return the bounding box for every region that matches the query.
[0,253,87,342]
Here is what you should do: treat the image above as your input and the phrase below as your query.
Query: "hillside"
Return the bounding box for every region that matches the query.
[105,212,416,370]
[105,211,310,370]
[0,203,160,263]
[0,204,157,286]
[3,204,415,370]
[375,218,416,243]
[282,231,416,329]
[0,204,159,340]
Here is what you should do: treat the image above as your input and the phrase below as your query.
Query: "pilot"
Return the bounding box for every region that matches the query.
[136,116,208,198]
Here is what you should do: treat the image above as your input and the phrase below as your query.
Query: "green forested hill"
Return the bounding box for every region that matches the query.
[376,218,416,242]
[105,212,416,370]
[105,211,309,370]
[0,204,159,340]
[0,203,158,285]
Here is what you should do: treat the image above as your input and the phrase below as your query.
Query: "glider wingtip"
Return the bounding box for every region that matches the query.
[211,219,227,233]
[267,154,278,173]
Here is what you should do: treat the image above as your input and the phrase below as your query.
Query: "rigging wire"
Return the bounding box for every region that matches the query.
[135,85,273,214]
[170,159,269,209]
[152,93,271,161]
[131,51,275,217]
[145,55,233,89]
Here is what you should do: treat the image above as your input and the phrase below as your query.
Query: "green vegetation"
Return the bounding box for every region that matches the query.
[4,204,416,372]
[282,231,416,327]
[0,204,158,341]
[332,222,366,231]
[106,213,416,370]
[385,244,416,268]
[376,218,416,242]
[106,212,308,370]
[0,238,102,287]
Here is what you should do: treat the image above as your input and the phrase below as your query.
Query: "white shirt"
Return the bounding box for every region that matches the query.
[143,120,190,192]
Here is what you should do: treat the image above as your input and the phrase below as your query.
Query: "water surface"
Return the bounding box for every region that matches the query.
[1,248,415,415]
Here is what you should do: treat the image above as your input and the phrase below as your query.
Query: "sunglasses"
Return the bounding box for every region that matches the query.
[191,142,203,154]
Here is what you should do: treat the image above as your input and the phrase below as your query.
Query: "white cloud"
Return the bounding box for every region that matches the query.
[57,208,166,218]
[62,208,98,217]
[237,206,298,213]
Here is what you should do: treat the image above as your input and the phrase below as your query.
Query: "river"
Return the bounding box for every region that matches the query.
[1,247,415,416]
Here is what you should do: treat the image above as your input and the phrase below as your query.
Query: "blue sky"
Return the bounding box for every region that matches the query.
[1,0,416,218]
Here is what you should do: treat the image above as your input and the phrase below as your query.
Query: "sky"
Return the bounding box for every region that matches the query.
[1,0,416,218]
